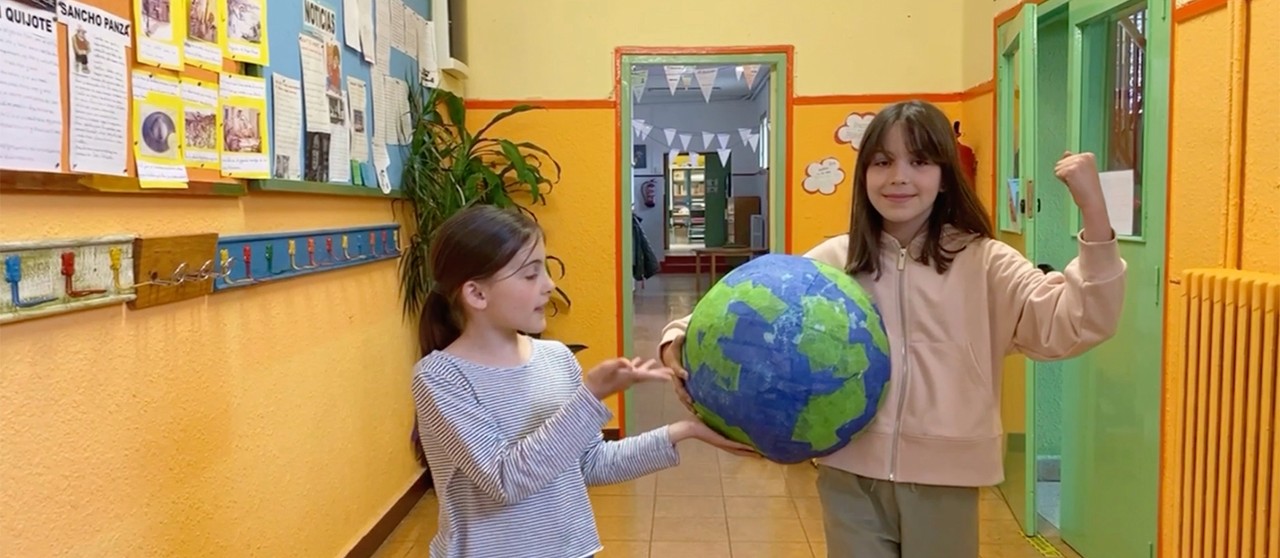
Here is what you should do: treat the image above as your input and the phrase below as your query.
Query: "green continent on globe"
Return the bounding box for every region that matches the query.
[791,345,870,451]
[814,262,891,356]
[688,280,788,391]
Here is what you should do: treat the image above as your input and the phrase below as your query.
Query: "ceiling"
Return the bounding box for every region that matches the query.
[632,64,770,105]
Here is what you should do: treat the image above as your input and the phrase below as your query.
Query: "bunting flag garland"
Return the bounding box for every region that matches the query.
[664,65,684,94]
[631,68,648,103]
[663,128,677,145]
[695,67,718,102]
[738,127,753,144]
[717,133,731,150]
[630,119,764,158]
[717,148,732,166]
[743,64,761,88]
[702,132,715,148]
[735,66,744,81]
[679,133,692,151]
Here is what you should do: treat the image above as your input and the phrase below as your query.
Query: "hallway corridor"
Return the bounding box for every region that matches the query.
[373,275,1078,558]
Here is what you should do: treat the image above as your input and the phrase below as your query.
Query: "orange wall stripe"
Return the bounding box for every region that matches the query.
[466,84,994,111]
[1173,0,1228,23]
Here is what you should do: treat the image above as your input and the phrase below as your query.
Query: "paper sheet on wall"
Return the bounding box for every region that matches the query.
[328,91,351,183]
[0,0,63,172]
[404,10,420,61]
[62,0,131,176]
[179,77,219,169]
[132,0,184,69]
[346,77,369,162]
[131,70,188,187]
[341,0,361,51]
[225,0,268,64]
[271,74,303,180]
[418,19,439,88]
[375,0,391,67]
[372,141,391,193]
[302,0,337,38]
[183,0,223,69]
[1098,169,1136,236]
[357,0,374,62]
[387,78,409,145]
[299,34,330,132]
[218,72,269,178]
[389,0,405,53]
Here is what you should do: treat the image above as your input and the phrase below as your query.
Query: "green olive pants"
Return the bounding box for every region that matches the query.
[816,465,980,558]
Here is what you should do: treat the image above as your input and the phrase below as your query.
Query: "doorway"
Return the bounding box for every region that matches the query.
[995,0,1170,555]
[617,48,790,433]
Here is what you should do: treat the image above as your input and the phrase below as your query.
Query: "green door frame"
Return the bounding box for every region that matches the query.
[617,50,790,434]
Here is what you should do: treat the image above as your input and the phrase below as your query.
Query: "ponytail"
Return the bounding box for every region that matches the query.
[411,288,462,468]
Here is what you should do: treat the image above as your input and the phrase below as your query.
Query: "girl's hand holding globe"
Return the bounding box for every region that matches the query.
[660,337,696,413]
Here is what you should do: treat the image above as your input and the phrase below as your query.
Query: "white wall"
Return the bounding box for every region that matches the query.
[630,92,771,261]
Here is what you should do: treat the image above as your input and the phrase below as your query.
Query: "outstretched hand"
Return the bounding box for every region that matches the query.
[670,418,760,458]
[584,357,672,400]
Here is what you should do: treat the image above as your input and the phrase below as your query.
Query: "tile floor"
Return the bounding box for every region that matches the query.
[373,275,1082,558]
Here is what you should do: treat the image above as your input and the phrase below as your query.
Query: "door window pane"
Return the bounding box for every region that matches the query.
[1085,3,1147,237]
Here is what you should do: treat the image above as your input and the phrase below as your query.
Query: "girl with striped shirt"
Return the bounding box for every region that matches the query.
[411,206,752,558]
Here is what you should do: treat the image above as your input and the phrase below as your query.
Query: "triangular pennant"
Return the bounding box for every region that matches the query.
[735,66,744,81]
[664,66,683,94]
[680,74,693,89]
[695,67,718,102]
[663,128,677,145]
[717,133,731,149]
[638,123,653,141]
[632,119,646,138]
[747,133,760,152]
[702,132,715,149]
[717,148,732,166]
[679,133,692,151]
[688,152,700,167]
[632,69,648,102]
[738,127,753,144]
[743,64,761,88]
[669,148,680,163]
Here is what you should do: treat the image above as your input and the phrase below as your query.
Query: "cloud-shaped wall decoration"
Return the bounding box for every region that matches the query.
[803,157,845,196]
[835,112,876,150]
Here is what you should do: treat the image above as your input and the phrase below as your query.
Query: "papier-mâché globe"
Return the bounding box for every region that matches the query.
[682,254,891,464]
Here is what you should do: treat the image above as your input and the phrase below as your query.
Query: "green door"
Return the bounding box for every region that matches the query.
[1060,1,1169,556]
[995,2,1039,534]
[703,151,731,248]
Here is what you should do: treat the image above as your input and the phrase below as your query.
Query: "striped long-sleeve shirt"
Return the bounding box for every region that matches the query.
[412,339,681,558]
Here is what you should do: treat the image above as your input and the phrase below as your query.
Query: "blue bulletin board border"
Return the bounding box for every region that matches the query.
[248,0,429,199]
[212,224,402,291]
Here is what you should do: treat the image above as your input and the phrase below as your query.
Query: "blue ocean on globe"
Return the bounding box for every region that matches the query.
[682,254,892,464]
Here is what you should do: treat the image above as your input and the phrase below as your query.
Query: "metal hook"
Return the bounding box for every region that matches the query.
[219,256,251,284]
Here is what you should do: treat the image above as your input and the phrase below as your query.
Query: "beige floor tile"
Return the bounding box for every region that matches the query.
[730,541,817,558]
[651,515,729,542]
[980,542,1047,558]
[597,514,654,541]
[590,475,657,496]
[799,515,826,542]
[591,494,655,517]
[653,495,725,518]
[657,472,724,496]
[809,541,827,557]
[727,516,808,543]
[648,541,732,557]
[722,475,789,497]
[596,540,649,557]
[792,497,823,519]
[980,518,1031,546]
[723,496,797,519]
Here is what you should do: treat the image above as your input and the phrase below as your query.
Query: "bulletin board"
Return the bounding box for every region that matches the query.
[247,0,427,198]
[0,0,248,197]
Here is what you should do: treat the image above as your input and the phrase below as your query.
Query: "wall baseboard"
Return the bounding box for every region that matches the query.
[345,471,432,558]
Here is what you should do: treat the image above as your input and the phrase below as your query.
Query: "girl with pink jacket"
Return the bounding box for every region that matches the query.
[658,100,1126,558]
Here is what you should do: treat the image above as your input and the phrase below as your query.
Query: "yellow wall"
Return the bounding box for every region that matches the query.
[463,0,967,99]
[1160,1,1280,554]
[0,195,420,555]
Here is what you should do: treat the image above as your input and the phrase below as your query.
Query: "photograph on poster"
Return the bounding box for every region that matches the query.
[138,106,179,159]
[222,106,262,153]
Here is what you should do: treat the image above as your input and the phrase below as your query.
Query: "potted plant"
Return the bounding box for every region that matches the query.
[397,86,585,468]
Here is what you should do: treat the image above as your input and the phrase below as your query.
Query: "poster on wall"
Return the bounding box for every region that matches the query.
[218,72,269,178]
[133,0,185,69]
[180,77,219,169]
[131,70,189,188]
[223,0,268,64]
[61,0,131,176]
[0,0,63,173]
[184,0,223,69]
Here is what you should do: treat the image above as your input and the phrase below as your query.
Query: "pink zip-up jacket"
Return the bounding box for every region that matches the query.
[660,227,1127,487]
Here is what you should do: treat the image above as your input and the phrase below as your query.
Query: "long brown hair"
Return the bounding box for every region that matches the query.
[411,204,543,466]
[845,100,993,278]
